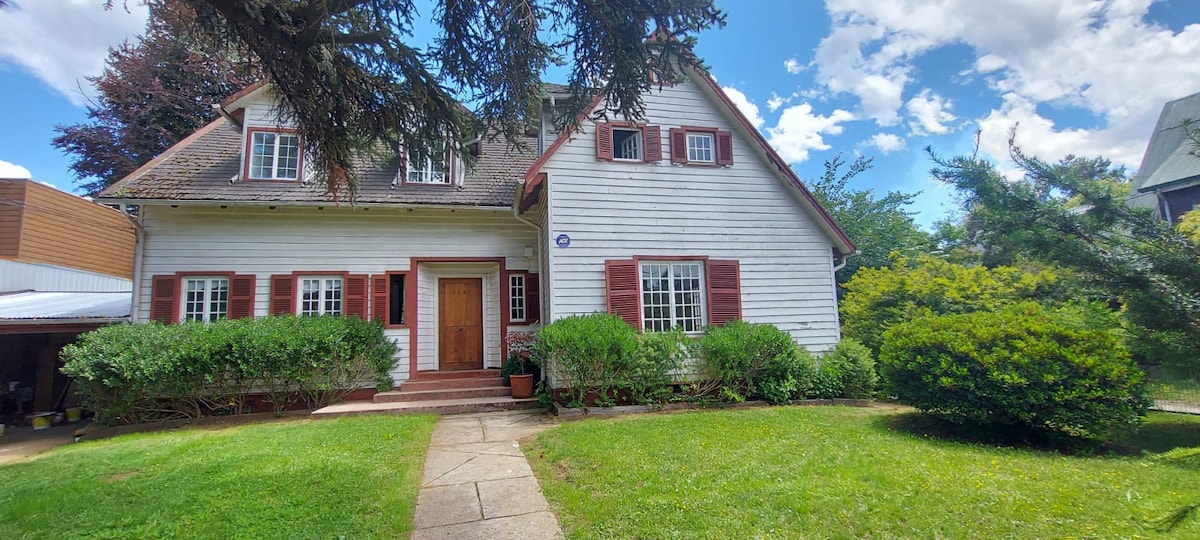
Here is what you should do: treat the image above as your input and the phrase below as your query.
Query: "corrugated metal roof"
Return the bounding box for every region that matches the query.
[0,292,130,321]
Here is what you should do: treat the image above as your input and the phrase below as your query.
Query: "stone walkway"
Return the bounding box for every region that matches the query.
[411,410,563,539]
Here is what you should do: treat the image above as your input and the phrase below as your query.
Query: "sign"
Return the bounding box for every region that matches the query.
[555,234,571,248]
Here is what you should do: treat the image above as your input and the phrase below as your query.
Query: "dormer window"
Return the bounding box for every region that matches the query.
[247,129,301,181]
[405,141,453,185]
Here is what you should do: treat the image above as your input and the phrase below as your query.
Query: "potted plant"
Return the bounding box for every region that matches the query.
[503,332,540,399]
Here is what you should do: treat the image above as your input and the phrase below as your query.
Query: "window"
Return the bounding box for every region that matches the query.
[389,274,407,325]
[509,274,526,322]
[407,142,451,184]
[299,276,343,316]
[640,262,704,332]
[686,132,714,163]
[612,128,643,160]
[182,277,229,322]
[248,130,301,180]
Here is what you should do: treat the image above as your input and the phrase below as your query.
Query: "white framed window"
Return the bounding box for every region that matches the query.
[640,262,704,333]
[182,277,229,322]
[612,128,643,160]
[299,276,343,316]
[248,130,301,180]
[407,142,451,184]
[509,274,527,323]
[686,132,715,163]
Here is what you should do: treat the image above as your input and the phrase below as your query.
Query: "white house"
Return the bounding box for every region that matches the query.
[98,66,856,396]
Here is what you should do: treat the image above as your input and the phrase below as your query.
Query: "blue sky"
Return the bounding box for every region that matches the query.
[3,0,1200,227]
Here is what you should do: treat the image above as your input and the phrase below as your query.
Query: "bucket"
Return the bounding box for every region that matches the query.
[66,407,82,423]
[31,414,53,430]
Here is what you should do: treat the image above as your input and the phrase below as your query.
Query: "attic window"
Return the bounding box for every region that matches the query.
[596,123,662,162]
[247,129,301,181]
[406,142,452,185]
[612,128,643,160]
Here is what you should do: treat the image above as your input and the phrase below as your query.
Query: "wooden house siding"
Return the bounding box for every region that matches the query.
[136,205,536,381]
[540,79,842,350]
[0,179,135,279]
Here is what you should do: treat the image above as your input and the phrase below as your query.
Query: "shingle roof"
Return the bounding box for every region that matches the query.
[98,118,540,207]
[1134,91,1200,193]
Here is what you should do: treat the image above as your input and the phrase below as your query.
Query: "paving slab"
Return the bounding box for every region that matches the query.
[412,410,563,539]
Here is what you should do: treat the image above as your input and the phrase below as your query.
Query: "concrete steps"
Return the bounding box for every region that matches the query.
[311,396,541,417]
[375,386,512,403]
[400,377,506,392]
[309,370,533,418]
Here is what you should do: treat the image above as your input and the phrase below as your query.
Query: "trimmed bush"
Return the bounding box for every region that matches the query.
[630,329,696,405]
[810,338,878,399]
[879,303,1149,441]
[534,313,639,406]
[60,316,398,425]
[700,320,816,404]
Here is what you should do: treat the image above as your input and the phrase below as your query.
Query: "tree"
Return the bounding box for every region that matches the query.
[807,154,930,288]
[55,2,260,196]
[929,133,1200,371]
[118,0,725,196]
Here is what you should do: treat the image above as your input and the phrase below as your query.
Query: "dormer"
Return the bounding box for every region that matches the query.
[216,82,308,184]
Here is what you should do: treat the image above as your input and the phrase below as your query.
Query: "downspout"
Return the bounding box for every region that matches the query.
[118,204,145,323]
[832,255,848,273]
[1154,189,1173,223]
[512,184,546,384]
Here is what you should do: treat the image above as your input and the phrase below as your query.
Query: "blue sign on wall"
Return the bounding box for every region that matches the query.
[555,234,571,248]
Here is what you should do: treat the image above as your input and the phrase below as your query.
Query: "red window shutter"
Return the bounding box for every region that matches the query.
[149,274,178,324]
[715,130,734,165]
[706,260,741,326]
[643,125,662,162]
[228,274,256,319]
[596,122,614,160]
[269,275,295,315]
[345,274,369,319]
[371,274,389,322]
[605,260,641,329]
[669,128,687,164]
[526,273,541,323]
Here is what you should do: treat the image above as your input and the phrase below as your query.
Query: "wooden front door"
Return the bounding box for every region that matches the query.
[438,278,484,371]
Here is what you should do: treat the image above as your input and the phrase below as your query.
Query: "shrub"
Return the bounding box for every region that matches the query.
[534,313,638,406]
[629,329,696,405]
[841,254,1066,355]
[60,316,398,425]
[700,321,816,404]
[810,338,877,399]
[879,303,1149,441]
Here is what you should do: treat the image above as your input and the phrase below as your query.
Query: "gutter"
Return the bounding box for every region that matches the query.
[99,198,515,212]
[118,203,145,324]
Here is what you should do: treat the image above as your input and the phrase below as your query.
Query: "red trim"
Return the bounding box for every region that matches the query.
[692,70,856,255]
[504,270,535,324]
[518,173,546,213]
[220,80,267,108]
[243,127,304,183]
[407,257,508,381]
[167,271,247,323]
[669,126,724,167]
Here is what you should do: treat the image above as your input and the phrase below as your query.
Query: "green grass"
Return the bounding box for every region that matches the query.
[0,415,437,540]
[527,406,1200,539]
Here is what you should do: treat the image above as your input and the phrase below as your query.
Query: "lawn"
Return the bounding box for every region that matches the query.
[527,406,1200,539]
[0,415,437,540]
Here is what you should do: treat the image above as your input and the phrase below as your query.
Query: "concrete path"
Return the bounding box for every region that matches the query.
[411,410,563,539]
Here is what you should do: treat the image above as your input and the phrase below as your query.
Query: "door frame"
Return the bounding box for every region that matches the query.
[409,258,516,381]
[433,275,487,371]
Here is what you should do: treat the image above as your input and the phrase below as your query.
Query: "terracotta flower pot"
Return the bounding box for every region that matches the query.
[510,374,535,399]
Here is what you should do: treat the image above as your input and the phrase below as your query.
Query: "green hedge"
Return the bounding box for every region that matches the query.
[879,303,1149,441]
[700,320,817,404]
[61,316,398,425]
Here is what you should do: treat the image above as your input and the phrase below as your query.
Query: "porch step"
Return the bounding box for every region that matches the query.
[411,369,500,381]
[374,386,512,403]
[399,377,506,392]
[311,396,541,417]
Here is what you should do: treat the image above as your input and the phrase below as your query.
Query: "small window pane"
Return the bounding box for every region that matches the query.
[182,277,228,323]
[250,132,276,179]
[687,133,714,163]
[510,274,527,322]
[408,142,451,184]
[299,276,343,316]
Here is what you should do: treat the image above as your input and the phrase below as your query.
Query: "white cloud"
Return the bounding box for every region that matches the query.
[784,57,804,74]
[814,0,1200,166]
[766,103,855,163]
[864,133,905,154]
[0,0,149,106]
[906,89,957,136]
[767,92,787,112]
[977,93,1146,170]
[0,159,32,179]
[722,86,765,129]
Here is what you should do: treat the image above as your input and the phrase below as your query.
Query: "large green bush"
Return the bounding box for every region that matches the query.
[534,313,639,406]
[879,303,1149,441]
[810,338,878,399]
[700,320,816,404]
[841,254,1066,355]
[61,316,397,425]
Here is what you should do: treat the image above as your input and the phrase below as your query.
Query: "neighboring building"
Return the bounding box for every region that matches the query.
[97,66,855,395]
[1130,91,1200,223]
[1,178,134,416]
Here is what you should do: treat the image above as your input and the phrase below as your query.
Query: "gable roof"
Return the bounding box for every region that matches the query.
[98,117,539,207]
[518,67,857,257]
[1134,91,1200,193]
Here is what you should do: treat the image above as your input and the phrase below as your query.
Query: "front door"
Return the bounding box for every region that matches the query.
[438,278,484,370]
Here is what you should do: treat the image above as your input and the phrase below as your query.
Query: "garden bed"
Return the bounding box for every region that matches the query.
[550,398,870,419]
